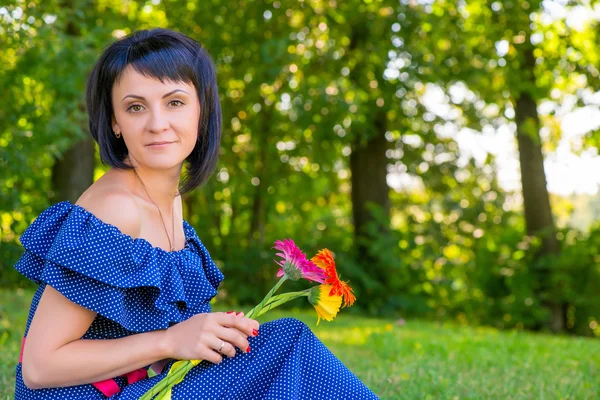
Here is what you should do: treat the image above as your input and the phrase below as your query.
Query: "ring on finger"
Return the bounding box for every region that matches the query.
[218,340,225,354]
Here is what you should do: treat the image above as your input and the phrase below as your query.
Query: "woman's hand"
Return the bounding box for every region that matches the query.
[163,311,260,364]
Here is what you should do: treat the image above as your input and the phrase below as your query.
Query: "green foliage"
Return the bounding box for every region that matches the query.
[355,198,600,336]
[1,0,599,339]
[544,225,600,335]
[0,0,137,284]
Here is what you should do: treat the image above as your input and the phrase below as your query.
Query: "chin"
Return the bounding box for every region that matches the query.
[140,156,185,170]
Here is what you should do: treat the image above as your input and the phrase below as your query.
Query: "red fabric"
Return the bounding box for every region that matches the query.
[91,368,148,396]
[125,367,149,385]
[91,379,122,397]
[19,336,26,363]
[20,336,148,397]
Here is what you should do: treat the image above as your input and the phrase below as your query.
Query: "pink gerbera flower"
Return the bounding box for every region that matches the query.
[273,239,327,283]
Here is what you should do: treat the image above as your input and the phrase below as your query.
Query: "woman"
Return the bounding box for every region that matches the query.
[14,28,379,399]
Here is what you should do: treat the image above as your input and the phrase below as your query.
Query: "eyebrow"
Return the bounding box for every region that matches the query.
[121,89,189,103]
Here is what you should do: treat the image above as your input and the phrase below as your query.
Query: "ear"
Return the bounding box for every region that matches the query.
[111,116,120,133]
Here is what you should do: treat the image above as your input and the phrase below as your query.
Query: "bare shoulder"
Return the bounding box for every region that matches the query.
[75,181,141,239]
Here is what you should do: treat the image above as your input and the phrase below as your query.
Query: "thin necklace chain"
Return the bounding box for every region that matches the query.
[132,168,180,252]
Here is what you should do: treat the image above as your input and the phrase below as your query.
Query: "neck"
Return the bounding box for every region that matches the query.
[128,161,182,211]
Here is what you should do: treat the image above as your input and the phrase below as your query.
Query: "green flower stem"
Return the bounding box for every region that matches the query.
[261,290,311,307]
[139,359,195,400]
[255,291,310,317]
[246,276,287,318]
[266,289,311,301]
[153,362,195,399]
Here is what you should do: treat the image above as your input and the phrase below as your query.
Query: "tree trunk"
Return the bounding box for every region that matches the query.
[248,108,272,247]
[347,23,391,262]
[248,146,267,246]
[51,2,95,203]
[350,117,391,244]
[514,45,563,332]
[51,136,95,203]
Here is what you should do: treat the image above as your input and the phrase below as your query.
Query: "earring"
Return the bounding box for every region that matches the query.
[115,130,121,139]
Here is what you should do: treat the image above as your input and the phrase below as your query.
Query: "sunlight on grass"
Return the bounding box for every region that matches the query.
[256,309,599,399]
[1,290,599,399]
[313,323,394,345]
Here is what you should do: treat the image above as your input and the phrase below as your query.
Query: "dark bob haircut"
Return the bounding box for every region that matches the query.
[85,28,222,194]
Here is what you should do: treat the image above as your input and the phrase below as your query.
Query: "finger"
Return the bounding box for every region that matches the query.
[204,352,223,364]
[203,338,223,364]
[217,313,260,338]
[228,326,249,340]
[239,317,260,337]
[218,312,245,328]
[217,326,250,354]
[219,341,236,358]
[212,337,234,359]
[203,338,225,363]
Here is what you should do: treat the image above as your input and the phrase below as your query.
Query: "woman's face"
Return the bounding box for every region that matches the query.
[111,64,200,171]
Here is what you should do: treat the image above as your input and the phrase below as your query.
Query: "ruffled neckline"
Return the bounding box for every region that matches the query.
[15,200,225,332]
[68,201,195,256]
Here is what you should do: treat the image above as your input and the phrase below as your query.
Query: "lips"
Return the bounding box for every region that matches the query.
[146,141,173,147]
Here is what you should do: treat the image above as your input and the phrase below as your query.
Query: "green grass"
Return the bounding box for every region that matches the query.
[1,289,598,399]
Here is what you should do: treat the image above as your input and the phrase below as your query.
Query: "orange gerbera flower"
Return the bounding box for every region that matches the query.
[311,249,356,308]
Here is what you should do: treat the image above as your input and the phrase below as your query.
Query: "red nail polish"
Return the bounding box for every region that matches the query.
[252,329,259,336]
[236,312,243,316]
[226,311,235,314]
[246,346,251,353]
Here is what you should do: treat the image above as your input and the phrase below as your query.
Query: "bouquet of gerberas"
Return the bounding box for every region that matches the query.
[140,239,356,400]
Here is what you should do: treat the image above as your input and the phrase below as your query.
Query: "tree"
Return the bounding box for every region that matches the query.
[414,0,600,331]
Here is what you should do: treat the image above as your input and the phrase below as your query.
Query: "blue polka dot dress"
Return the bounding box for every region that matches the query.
[13,201,379,399]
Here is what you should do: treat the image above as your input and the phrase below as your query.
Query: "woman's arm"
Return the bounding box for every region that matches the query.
[22,193,170,389]
[21,284,171,389]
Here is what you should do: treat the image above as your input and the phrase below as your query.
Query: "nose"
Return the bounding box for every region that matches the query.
[147,107,170,133]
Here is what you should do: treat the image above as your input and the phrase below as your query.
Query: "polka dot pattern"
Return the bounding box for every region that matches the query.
[13,201,379,399]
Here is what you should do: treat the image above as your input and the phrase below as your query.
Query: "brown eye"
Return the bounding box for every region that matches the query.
[169,100,184,107]
[127,104,143,113]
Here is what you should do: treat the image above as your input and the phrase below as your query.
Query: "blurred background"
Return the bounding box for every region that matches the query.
[1,0,599,340]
